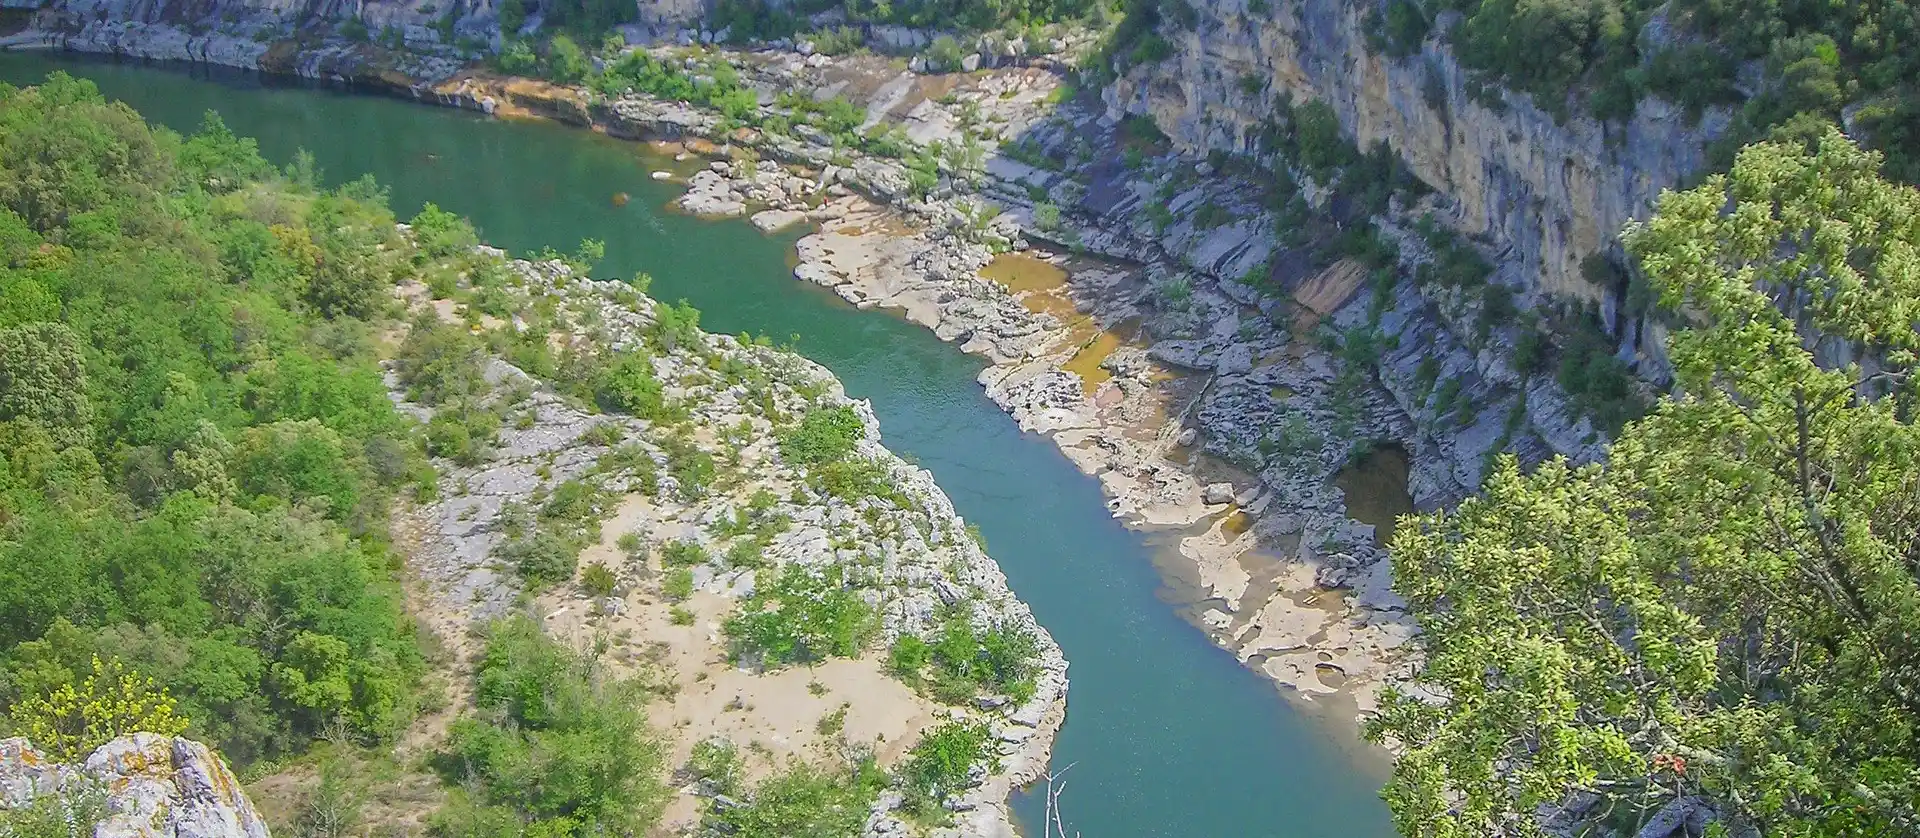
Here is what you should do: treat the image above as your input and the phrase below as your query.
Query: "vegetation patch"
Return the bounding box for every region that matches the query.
[724,565,876,667]
[779,405,866,466]
[0,76,427,766]
[896,720,995,821]
[433,617,667,837]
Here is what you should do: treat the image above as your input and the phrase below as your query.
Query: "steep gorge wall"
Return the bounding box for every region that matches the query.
[1104,0,1726,344]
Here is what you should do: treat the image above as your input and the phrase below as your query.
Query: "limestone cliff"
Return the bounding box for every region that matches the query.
[0,0,479,82]
[1104,0,1726,354]
[0,734,271,838]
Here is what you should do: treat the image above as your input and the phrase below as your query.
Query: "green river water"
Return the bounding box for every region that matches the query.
[0,53,1397,837]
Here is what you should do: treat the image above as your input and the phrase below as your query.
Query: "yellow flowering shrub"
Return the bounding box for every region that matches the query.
[11,656,188,760]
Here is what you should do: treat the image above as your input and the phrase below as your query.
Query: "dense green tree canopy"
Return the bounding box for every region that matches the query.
[1370,128,1920,835]
[0,74,428,765]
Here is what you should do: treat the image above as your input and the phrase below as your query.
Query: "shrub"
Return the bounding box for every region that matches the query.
[686,738,744,795]
[897,721,994,818]
[663,568,694,601]
[924,612,1038,701]
[498,530,579,591]
[440,618,667,835]
[926,35,965,73]
[409,203,478,259]
[661,539,709,567]
[592,354,663,417]
[1032,202,1061,231]
[1366,0,1430,58]
[887,635,931,680]
[724,565,874,666]
[545,34,591,85]
[779,406,865,466]
[701,754,885,837]
[496,40,537,75]
[9,656,188,760]
[662,435,714,499]
[580,562,617,597]
[724,539,767,569]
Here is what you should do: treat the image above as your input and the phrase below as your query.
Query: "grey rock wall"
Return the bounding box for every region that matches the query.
[1104,0,1728,356]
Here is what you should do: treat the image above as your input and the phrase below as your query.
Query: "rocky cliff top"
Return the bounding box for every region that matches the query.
[0,734,270,838]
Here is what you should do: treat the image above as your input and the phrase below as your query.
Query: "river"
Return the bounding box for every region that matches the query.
[0,53,1397,837]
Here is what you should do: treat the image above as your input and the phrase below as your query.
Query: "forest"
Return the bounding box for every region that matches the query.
[0,73,434,767]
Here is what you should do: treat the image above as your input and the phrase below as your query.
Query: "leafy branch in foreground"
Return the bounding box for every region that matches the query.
[1370,127,1920,836]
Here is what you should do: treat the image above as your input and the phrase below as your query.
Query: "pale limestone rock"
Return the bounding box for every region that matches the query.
[0,735,270,838]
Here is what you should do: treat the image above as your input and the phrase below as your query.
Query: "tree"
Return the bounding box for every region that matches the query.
[0,322,92,448]
[545,34,591,85]
[1370,128,1920,836]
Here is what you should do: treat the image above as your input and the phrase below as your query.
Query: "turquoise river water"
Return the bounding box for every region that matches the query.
[0,53,1397,837]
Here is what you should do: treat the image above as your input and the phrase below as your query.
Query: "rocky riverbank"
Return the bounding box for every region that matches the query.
[0,8,1608,732]
[0,14,1429,724]
[596,52,1432,721]
[388,248,1067,838]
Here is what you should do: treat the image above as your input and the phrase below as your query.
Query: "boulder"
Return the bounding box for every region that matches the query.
[750,209,807,233]
[1,735,270,838]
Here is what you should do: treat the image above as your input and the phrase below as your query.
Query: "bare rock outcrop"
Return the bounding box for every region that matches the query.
[0,734,271,838]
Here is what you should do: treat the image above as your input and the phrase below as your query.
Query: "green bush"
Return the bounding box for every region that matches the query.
[725,539,768,569]
[686,738,744,795]
[897,721,994,818]
[1032,202,1062,231]
[498,530,579,591]
[580,562,617,597]
[887,634,931,680]
[495,39,537,75]
[426,411,496,466]
[587,353,664,419]
[1366,0,1430,58]
[779,406,865,466]
[926,35,966,73]
[662,434,714,499]
[663,568,694,601]
[922,612,1038,702]
[701,753,886,837]
[409,202,478,259]
[1291,100,1352,178]
[438,617,667,835]
[724,565,875,666]
[545,34,592,85]
[662,539,710,567]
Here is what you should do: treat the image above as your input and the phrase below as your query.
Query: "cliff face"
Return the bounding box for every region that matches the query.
[0,734,271,838]
[1104,0,1726,329]
[636,0,708,27]
[0,0,480,81]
